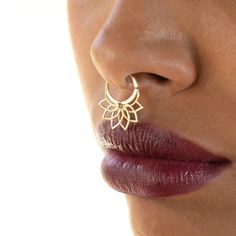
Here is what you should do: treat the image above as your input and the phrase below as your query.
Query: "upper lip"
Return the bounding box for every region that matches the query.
[96,121,230,163]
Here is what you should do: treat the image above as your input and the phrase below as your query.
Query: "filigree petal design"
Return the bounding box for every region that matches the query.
[99,76,144,130]
[121,109,130,130]
[99,98,113,109]
[107,105,119,112]
[122,107,130,120]
[111,110,124,129]
[124,104,138,122]
[102,105,120,120]
[133,101,144,112]
[99,100,118,112]
[102,110,112,120]
[110,109,121,119]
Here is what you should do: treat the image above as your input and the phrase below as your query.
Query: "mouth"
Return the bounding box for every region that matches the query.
[96,121,232,198]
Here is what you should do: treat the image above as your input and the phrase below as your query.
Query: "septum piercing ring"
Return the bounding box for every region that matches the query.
[98,75,144,130]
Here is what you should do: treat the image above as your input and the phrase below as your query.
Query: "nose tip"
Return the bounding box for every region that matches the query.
[90,34,130,89]
[90,26,198,97]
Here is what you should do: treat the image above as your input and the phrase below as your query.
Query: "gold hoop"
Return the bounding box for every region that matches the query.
[99,75,144,130]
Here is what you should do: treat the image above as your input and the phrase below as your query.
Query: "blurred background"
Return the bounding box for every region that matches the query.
[0,1,132,235]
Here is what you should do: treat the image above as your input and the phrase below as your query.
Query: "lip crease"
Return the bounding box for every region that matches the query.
[96,121,232,197]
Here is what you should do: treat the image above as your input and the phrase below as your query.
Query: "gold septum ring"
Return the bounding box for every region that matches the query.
[98,75,144,130]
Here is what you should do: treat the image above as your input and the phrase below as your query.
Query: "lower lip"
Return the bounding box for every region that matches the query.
[101,149,231,198]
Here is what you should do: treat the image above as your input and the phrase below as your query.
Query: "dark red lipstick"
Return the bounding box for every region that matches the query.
[96,121,232,198]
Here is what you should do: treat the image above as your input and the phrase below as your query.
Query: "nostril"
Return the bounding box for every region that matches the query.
[128,72,171,88]
[148,73,170,85]
[135,72,170,85]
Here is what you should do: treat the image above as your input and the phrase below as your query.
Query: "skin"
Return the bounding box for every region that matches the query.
[67,0,236,235]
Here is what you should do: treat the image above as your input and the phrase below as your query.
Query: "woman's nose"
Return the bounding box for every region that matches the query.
[90,5,198,98]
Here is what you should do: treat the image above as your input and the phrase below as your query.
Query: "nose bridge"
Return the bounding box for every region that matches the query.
[90,1,198,95]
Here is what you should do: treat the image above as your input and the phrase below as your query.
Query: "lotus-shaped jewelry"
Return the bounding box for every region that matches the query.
[99,75,144,130]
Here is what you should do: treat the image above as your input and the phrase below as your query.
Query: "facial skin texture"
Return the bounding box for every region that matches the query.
[68,1,236,235]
